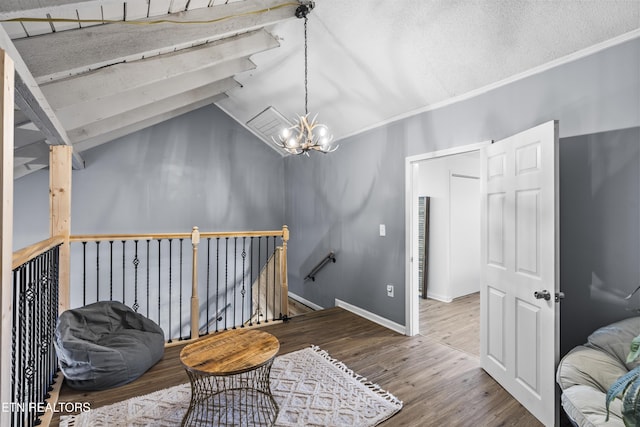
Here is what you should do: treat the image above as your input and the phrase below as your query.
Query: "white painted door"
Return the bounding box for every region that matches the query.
[480,120,559,426]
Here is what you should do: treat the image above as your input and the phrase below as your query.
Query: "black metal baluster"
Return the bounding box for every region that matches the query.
[241,237,246,327]
[11,268,19,427]
[35,254,42,419]
[249,237,254,327]
[264,237,270,323]
[51,247,60,395]
[18,265,26,427]
[121,240,126,305]
[82,241,87,306]
[42,251,51,398]
[96,241,100,302]
[232,237,237,329]
[168,239,173,343]
[273,236,278,321]
[257,237,261,325]
[36,254,43,413]
[109,241,114,301]
[206,238,211,335]
[146,240,150,318]
[215,238,220,333]
[179,238,184,340]
[133,240,139,312]
[224,237,229,331]
[27,257,35,426]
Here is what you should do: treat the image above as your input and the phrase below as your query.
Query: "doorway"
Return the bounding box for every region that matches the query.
[404,141,490,337]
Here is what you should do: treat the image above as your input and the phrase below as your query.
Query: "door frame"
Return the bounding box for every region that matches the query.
[404,141,491,336]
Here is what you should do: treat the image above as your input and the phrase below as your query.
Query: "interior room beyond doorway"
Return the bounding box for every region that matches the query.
[412,149,481,356]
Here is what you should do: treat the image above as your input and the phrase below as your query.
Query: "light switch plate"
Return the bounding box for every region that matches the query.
[379,224,386,236]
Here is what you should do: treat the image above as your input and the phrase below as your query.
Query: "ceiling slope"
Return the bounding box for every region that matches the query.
[1,0,296,178]
[0,25,85,178]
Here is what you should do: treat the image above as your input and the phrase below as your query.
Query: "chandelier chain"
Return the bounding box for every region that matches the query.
[304,15,309,115]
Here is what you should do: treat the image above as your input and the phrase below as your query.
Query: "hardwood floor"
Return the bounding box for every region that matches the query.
[50,307,541,427]
[420,292,480,357]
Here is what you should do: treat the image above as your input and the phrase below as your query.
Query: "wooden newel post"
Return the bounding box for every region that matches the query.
[50,145,72,313]
[190,226,200,340]
[280,225,289,317]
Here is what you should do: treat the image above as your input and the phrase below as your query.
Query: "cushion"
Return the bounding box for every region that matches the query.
[557,345,628,393]
[562,385,624,427]
[587,317,640,371]
[55,301,165,391]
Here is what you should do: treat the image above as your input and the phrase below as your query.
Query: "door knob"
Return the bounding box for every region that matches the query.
[534,290,551,301]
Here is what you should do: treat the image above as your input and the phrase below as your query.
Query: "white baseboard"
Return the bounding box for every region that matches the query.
[334,299,406,335]
[426,293,453,303]
[288,292,324,311]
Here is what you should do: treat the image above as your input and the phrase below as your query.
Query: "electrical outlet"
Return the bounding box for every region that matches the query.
[386,284,394,297]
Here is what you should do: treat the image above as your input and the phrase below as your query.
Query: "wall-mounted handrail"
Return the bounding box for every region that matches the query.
[304,251,336,282]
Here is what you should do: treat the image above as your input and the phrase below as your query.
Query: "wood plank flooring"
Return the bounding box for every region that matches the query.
[420,292,480,357]
[50,307,541,427]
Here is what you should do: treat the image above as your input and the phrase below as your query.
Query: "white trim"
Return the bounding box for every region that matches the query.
[335,299,406,335]
[406,141,492,163]
[288,292,323,311]
[425,293,453,303]
[405,141,491,337]
[338,29,640,142]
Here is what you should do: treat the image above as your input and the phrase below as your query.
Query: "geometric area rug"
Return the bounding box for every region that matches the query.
[60,346,403,427]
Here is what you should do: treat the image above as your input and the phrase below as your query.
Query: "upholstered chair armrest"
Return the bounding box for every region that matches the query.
[557,345,628,393]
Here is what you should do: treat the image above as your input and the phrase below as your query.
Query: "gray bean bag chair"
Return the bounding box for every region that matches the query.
[54,301,165,391]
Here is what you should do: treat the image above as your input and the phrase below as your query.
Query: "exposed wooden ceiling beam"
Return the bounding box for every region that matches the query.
[56,57,254,131]
[14,162,47,179]
[0,0,247,28]
[14,139,49,167]
[0,0,106,13]
[0,25,84,169]
[40,29,277,109]
[70,78,239,147]
[14,127,46,148]
[73,93,228,152]
[13,0,297,82]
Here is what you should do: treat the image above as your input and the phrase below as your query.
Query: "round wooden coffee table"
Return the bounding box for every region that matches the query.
[180,329,280,427]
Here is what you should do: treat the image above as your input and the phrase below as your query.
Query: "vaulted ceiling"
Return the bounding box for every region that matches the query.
[1,0,639,178]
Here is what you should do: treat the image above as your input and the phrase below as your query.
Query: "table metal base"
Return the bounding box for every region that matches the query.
[181,359,278,427]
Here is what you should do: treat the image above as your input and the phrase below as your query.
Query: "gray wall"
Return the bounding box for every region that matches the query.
[14,104,286,249]
[284,131,407,321]
[285,36,640,342]
[560,127,640,355]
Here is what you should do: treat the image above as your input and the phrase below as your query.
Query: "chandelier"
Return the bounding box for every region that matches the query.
[275,1,338,156]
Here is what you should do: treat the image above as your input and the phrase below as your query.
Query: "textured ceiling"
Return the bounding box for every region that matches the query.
[219,0,640,141]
